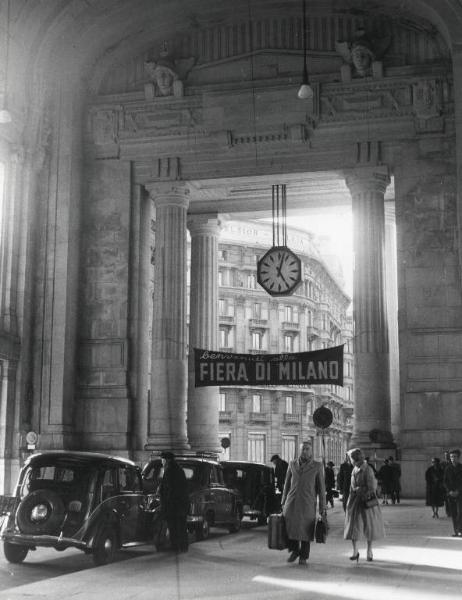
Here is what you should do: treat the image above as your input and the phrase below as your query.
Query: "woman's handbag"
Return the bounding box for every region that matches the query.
[315,516,328,543]
[363,493,379,509]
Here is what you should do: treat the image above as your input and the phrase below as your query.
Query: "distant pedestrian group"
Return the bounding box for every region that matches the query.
[428,448,462,537]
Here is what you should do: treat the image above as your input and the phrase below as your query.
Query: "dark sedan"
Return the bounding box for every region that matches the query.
[1,451,156,566]
[222,460,279,525]
[142,456,243,542]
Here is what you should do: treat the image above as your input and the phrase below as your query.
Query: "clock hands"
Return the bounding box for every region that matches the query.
[276,255,289,287]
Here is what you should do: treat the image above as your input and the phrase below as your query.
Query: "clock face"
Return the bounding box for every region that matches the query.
[257,246,302,296]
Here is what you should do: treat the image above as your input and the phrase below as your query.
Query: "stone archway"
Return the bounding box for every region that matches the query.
[1,0,462,496]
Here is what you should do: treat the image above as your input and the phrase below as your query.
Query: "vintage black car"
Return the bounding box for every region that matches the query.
[0,451,157,566]
[142,455,243,541]
[221,460,279,525]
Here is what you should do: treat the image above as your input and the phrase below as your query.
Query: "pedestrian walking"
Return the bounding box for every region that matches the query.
[443,448,462,537]
[377,459,393,505]
[158,451,190,553]
[337,453,353,512]
[388,456,401,504]
[270,454,288,494]
[425,457,445,518]
[344,448,385,562]
[325,461,336,508]
[281,441,326,566]
[441,451,452,517]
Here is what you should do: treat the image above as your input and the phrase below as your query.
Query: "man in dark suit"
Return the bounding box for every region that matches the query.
[271,454,288,494]
[443,448,462,537]
[159,451,190,552]
[337,453,353,512]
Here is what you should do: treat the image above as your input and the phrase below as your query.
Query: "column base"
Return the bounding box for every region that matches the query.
[144,435,190,455]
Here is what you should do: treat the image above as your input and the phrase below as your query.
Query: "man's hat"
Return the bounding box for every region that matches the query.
[270,454,280,462]
[160,451,175,460]
[327,461,334,467]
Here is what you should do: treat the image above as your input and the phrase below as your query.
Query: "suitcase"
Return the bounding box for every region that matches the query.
[267,513,287,550]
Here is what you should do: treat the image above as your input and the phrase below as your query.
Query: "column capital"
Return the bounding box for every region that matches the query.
[187,213,223,237]
[344,165,390,197]
[145,181,191,210]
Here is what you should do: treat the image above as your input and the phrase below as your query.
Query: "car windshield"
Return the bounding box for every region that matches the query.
[20,461,93,498]
[223,464,272,497]
[180,463,208,490]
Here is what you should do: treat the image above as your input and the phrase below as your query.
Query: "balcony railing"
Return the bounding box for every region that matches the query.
[219,315,234,323]
[249,318,268,328]
[219,410,233,422]
[249,412,268,422]
[283,413,301,423]
[282,321,300,331]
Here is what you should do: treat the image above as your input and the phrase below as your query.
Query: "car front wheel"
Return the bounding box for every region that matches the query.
[92,526,117,566]
[195,517,210,541]
[3,541,29,564]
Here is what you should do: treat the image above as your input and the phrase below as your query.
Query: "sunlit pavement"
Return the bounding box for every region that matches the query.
[1,500,461,599]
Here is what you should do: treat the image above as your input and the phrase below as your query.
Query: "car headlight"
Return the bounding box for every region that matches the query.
[30,503,49,522]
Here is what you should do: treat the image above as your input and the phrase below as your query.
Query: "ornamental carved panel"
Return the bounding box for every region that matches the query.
[400,175,457,261]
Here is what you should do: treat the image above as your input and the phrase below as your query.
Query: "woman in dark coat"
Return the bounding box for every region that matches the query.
[425,457,445,518]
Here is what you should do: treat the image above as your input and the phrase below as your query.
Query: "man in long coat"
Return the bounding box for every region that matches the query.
[281,441,326,565]
[159,451,190,552]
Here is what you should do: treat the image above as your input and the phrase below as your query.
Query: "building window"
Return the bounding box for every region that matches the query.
[219,299,234,316]
[252,394,262,413]
[307,309,313,326]
[247,273,256,288]
[285,395,293,414]
[219,249,227,261]
[282,435,297,462]
[305,398,312,416]
[253,302,261,318]
[218,270,223,286]
[252,331,263,350]
[284,334,294,352]
[248,432,266,463]
[219,328,230,348]
[219,393,226,411]
[283,305,298,322]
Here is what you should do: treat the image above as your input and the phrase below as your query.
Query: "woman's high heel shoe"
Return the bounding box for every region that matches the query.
[349,552,359,563]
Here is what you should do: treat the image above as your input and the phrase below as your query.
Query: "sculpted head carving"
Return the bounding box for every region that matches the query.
[145,42,180,97]
[335,28,390,78]
[350,37,375,76]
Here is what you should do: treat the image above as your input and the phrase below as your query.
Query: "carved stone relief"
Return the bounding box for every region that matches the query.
[401,175,457,260]
[144,41,195,99]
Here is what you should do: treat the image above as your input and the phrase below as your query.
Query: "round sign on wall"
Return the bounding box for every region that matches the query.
[312,406,333,429]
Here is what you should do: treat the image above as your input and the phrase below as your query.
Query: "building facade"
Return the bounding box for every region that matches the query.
[216,220,353,465]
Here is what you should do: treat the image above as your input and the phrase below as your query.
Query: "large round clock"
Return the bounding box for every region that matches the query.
[257,245,302,296]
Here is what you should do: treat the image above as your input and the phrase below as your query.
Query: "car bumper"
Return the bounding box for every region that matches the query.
[243,509,263,519]
[187,515,203,524]
[2,530,87,551]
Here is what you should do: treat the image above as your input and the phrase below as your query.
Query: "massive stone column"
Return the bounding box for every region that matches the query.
[345,166,392,449]
[187,214,222,453]
[145,183,190,452]
[384,205,400,444]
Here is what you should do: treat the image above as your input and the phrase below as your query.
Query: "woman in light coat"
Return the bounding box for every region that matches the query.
[281,441,326,566]
[344,448,385,562]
